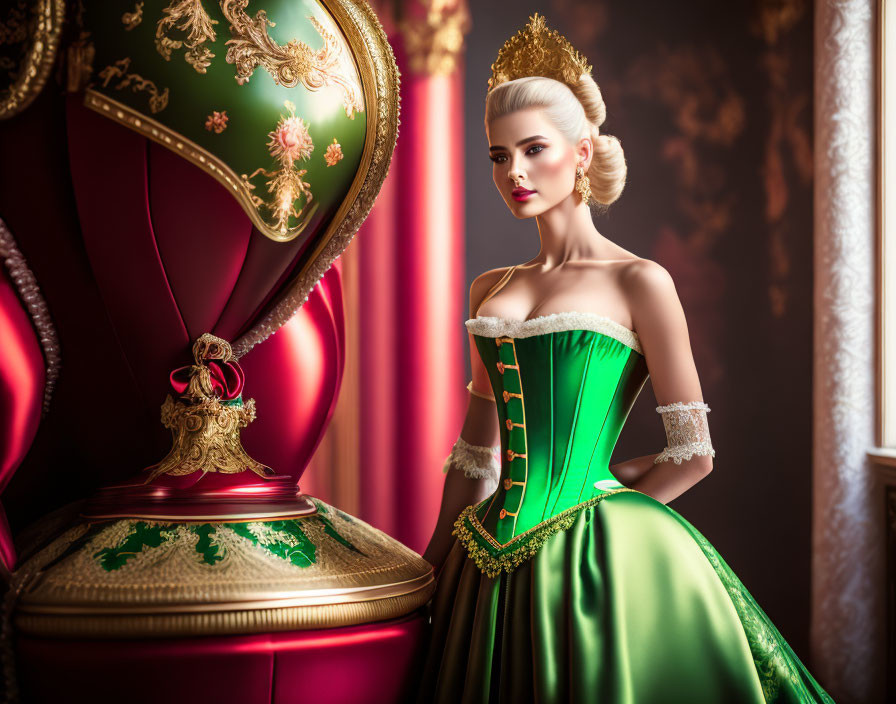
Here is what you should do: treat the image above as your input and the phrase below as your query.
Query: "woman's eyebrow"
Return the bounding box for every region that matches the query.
[488,135,549,152]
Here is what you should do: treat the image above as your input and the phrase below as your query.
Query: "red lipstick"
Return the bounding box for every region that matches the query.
[512,187,536,202]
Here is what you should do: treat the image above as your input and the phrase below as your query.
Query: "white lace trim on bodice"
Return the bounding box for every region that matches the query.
[465,312,642,355]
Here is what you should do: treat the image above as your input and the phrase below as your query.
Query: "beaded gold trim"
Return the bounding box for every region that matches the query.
[452,487,639,578]
[0,217,61,415]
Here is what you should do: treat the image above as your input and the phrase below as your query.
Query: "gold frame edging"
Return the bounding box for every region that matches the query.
[0,0,66,119]
[14,575,434,638]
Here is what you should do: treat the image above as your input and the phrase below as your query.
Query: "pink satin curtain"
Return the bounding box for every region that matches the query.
[303,6,468,553]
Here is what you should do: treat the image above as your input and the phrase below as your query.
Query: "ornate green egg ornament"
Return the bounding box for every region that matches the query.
[82,0,396,253]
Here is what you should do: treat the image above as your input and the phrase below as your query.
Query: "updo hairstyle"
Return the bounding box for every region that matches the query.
[485,75,627,210]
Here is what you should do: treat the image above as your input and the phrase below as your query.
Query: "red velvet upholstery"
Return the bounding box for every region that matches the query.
[62,95,344,488]
[16,611,427,704]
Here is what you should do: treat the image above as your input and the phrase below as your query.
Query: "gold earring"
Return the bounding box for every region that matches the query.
[575,165,592,204]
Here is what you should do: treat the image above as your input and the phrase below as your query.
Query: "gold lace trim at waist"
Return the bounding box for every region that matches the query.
[452,487,640,578]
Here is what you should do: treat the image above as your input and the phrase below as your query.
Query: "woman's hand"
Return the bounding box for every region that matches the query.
[422,450,496,574]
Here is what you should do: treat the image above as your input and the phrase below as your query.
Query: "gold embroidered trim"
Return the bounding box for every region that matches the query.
[452,488,639,578]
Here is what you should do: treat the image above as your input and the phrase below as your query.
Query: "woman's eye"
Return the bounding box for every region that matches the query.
[526,145,544,155]
[489,154,507,164]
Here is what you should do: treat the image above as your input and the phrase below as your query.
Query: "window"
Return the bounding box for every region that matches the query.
[881,0,896,450]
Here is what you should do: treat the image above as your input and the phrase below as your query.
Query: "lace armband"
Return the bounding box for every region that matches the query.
[653,401,716,465]
[442,436,500,493]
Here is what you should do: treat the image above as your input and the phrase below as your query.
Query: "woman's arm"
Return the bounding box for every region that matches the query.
[421,270,507,572]
[620,260,715,505]
[421,392,500,570]
[608,452,662,485]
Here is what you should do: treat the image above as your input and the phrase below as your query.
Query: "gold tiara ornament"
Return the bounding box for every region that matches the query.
[488,13,592,93]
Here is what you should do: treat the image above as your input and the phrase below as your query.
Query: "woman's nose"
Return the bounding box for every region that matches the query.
[508,167,525,185]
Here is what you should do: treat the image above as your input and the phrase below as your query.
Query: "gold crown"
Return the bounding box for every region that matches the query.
[488,13,592,92]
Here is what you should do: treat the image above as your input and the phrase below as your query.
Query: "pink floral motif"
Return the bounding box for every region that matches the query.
[324,138,344,166]
[204,110,229,133]
[268,101,313,164]
[241,101,315,236]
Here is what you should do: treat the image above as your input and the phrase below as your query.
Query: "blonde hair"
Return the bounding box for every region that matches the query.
[485,75,627,211]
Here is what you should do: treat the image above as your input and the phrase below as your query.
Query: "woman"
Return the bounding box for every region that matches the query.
[417,13,836,704]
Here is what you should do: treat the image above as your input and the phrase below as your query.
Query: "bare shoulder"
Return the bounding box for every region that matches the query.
[469,266,513,318]
[618,259,687,339]
[618,258,677,304]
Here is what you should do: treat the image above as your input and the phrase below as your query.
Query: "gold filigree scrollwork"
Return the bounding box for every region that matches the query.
[155,0,218,74]
[0,0,65,119]
[221,0,363,119]
[98,57,169,113]
[398,0,470,76]
[241,100,315,236]
[146,333,271,482]
[122,1,144,30]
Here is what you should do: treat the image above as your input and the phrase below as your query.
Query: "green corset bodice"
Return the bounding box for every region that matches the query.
[456,312,649,575]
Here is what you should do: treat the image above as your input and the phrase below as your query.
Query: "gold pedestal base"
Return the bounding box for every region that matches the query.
[13,498,434,639]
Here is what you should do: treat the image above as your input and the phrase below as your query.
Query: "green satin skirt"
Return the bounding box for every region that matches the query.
[418,490,835,704]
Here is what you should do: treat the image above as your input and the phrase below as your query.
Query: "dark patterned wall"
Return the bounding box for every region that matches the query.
[464,0,814,658]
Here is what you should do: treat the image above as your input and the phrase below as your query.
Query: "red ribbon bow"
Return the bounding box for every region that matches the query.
[169,360,245,401]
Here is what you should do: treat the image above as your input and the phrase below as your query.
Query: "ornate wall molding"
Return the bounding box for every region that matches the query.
[812,0,884,700]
